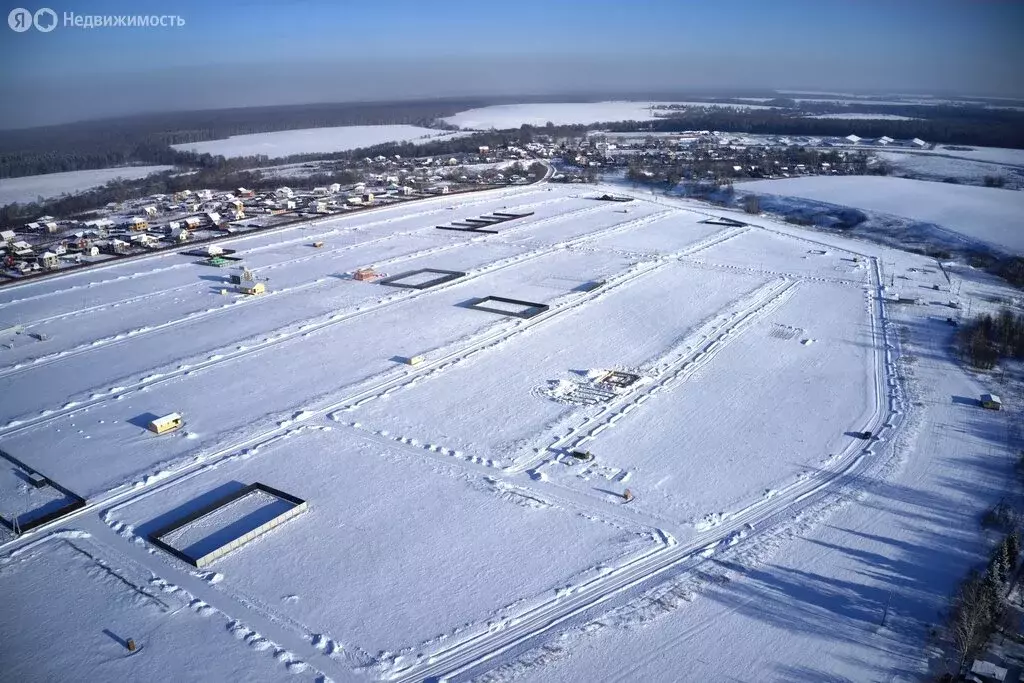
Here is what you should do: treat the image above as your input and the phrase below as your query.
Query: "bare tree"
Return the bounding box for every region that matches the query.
[951,575,991,675]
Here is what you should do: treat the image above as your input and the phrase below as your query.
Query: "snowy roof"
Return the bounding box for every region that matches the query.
[970,660,1007,680]
[981,394,1002,404]
[845,134,861,143]
[912,137,927,146]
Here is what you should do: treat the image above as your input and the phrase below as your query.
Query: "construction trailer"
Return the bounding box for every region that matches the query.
[148,413,184,434]
[354,268,377,281]
[981,394,1003,411]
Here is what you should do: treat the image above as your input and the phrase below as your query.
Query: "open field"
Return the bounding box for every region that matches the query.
[170,125,464,158]
[0,166,173,205]
[0,179,1018,682]
[442,101,773,129]
[740,175,1024,253]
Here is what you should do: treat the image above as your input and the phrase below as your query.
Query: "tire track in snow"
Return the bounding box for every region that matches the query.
[513,277,797,472]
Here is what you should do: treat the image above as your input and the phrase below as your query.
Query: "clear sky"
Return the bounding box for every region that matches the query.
[1,0,1022,128]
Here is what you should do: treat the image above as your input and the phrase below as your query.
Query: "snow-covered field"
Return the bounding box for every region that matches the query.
[740,175,1024,253]
[0,166,173,205]
[171,126,463,159]
[804,113,920,121]
[877,150,1024,189]
[442,101,772,129]
[1,180,1019,682]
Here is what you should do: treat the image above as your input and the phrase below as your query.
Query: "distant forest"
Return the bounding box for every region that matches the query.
[606,106,1024,150]
[3,95,1024,179]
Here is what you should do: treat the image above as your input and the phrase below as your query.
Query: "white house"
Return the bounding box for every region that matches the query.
[38,251,59,269]
[196,189,213,200]
[275,187,294,199]
[307,200,328,213]
[12,240,33,256]
[205,212,222,225]
[328,183,341,193]
[0,229,15,245]
[142,205,158,217]
[845,134,862,144]
[911,137,927,147]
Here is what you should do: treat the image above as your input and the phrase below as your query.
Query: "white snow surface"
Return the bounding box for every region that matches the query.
[0,181,1020,682]
[171,125,463,158]
[740,175,1024,253]
[442,101,772,129]
[0,166,173,205]
[804,113,920,121]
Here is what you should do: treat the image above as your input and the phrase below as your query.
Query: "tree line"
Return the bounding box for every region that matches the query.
[605,108,1024,150]
[946,530,1020,677]
[956,309,1024,369]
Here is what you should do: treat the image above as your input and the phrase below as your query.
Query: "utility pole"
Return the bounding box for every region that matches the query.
[881,590,892,628]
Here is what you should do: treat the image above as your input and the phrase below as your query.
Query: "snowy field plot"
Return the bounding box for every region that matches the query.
[740,175,1024,253]
[691,227,870,283]
[110,428,662,668]
[442,101,771,129]
[551,282,874,524]
[0,246,636,498]
[344,262,767,468]
[0,166,172,205]
[922,145,1024,166]
[588,211,736,255]
[1,534,300,682]
[170,125,462,158]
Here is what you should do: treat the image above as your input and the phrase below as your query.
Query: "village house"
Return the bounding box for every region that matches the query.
[12,240,34,257]
[328,183,341,193]
[205,212,222,226]
[307,200,329,213]
[0,229,15,246]
[142,205,158,217]
[128,216,148,231]
[236,187,254,198]
[275,187,294,199]
[38,251,59,270]
[183,216,203,230]
[196,189,213,201]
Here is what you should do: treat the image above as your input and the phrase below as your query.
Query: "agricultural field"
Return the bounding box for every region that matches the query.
[0,166,174,205]
[1,179,1019,682]
[740,175,1024,253]
[170,125,464,159]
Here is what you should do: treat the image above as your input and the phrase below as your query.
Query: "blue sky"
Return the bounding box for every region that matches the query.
[1,0,1022,127]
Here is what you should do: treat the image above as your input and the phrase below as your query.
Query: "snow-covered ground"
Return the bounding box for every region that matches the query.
[0,166,173,205]
[170,126,464,159]
[739,175,1024,253]
[1,180,1020,682]
[442,101,773,129]
[877,150,1024,189]
[804,113,921,121]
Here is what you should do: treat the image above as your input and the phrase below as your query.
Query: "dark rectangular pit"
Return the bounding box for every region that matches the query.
[464,296,550,319]
[0,449,87,534]
[148,483,307,568]
[377,268,466,290]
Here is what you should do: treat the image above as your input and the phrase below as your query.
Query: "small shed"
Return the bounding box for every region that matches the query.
[148,413,183,434]
[981,394,1002,411]
[238,282,265,296]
